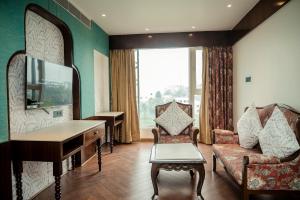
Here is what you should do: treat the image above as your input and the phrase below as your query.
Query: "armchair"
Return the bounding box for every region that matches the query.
[152,101,199,146]
[212,104,300,200]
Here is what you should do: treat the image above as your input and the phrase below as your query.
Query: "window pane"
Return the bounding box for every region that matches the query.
[196,50,202,90]
[193,95,201,127]
[138,48,189,128]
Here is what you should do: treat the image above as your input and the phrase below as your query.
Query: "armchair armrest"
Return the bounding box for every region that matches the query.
[247,154,281,165]
[152,127,160,144]
[190,127,199,146]
[212,129,239,144]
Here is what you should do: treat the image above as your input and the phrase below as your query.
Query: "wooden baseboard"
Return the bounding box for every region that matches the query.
[0,141,12,200]
[140,138,154,142]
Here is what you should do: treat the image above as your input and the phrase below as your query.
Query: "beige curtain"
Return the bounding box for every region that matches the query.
[110,49,140,143]
[199,48,211,144]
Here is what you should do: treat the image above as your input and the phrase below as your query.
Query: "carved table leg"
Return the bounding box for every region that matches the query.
[110,124,114,153]
[13,160,23,200]
[151,163,159,200]
[53,161,63,200]
[96,138,102,171]
[195,164,205,200]
[212,153,217,172]
[190,169,194,178]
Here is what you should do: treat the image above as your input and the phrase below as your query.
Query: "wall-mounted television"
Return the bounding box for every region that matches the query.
[25,56,73,109]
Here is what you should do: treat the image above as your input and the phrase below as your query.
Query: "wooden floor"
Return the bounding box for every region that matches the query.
[34,142,299,200]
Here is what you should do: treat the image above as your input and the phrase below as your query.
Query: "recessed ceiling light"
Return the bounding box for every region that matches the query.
[227,4,232,8]
[276,1,285,6]
[148,35,152,39]
[191,26,196,29]
[188,33,193,37]
[145,28,150,31]
[101,14,106,17]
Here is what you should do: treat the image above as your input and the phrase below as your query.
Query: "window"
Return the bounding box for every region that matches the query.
[135,48,202,137]
[189,48,203,127]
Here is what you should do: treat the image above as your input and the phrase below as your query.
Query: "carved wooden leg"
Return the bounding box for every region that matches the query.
[53,161,63,200]
[96,139,102,171]
[212,153,217,172]
[71,155,76,170]
[110,124,114,153]
[190,169,194,178]
[105,124,108,143]
[119,125,123,143]
[151,164,159,200]
[195,164,205,200]
[13,160,23,200]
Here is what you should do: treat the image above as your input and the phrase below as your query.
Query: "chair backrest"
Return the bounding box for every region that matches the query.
[155,101,193,135]
[245,104,300,145]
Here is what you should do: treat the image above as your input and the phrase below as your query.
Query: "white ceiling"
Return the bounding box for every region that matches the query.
[69,0,259,35]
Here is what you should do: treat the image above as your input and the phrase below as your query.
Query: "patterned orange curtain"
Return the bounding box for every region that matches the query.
[200,47,233,144]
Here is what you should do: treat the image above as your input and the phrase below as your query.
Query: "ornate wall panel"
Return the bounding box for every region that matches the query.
[8,10,73,199]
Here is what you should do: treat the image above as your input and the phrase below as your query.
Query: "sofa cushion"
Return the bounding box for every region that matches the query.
[154,101,193,136]
[237,104,263,149]
[258,106,300,159]
[213,144,260,185]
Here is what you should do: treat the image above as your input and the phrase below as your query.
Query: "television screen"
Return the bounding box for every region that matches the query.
[25,56,73,109]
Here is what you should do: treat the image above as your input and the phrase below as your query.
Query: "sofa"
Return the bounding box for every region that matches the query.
[212,104,300,200]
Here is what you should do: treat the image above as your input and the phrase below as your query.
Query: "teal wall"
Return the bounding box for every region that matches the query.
[0,0,109,142]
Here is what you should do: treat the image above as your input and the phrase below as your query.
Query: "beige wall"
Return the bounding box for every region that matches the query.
[94,50,110,113]
[233,0,300,129]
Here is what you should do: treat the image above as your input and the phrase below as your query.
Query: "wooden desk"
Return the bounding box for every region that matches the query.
[90,112,124,153]
[10,120,105,200]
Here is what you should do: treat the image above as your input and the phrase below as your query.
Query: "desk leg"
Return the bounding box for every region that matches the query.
[71,155,76,170]
[105,124,108,143]
[151,164,159,200]
[53,161,63,200]
[13,160,23,200]
[96,139,102,171]
[119,124,123,143]
[109,124,114,153]
[195,164,205,200]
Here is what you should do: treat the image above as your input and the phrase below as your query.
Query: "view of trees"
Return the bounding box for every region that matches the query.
[139,85,189,128]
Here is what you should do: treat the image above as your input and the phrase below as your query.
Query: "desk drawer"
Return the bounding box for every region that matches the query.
[84,127,104,146]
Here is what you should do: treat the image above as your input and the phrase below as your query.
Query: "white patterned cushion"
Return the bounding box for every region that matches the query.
[258,106,300,159]
[154,101,193,136]
[237,104,263,148]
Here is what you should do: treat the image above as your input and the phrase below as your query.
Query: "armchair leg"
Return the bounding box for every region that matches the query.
[212,154,217,172]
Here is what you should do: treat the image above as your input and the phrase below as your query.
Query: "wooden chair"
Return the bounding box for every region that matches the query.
[152,101,199,146]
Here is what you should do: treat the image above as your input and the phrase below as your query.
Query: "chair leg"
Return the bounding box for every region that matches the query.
[212,154,217,172]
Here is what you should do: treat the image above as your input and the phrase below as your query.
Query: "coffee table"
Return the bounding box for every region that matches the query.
[149,143,206,200]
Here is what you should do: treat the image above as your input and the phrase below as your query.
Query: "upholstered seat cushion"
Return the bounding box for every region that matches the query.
[213,144,260,184]
[159,134,193,144]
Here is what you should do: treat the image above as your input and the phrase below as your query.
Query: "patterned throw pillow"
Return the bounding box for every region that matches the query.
[258,106,300,159]
[237,104,263,148]
[154,101,193,136]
